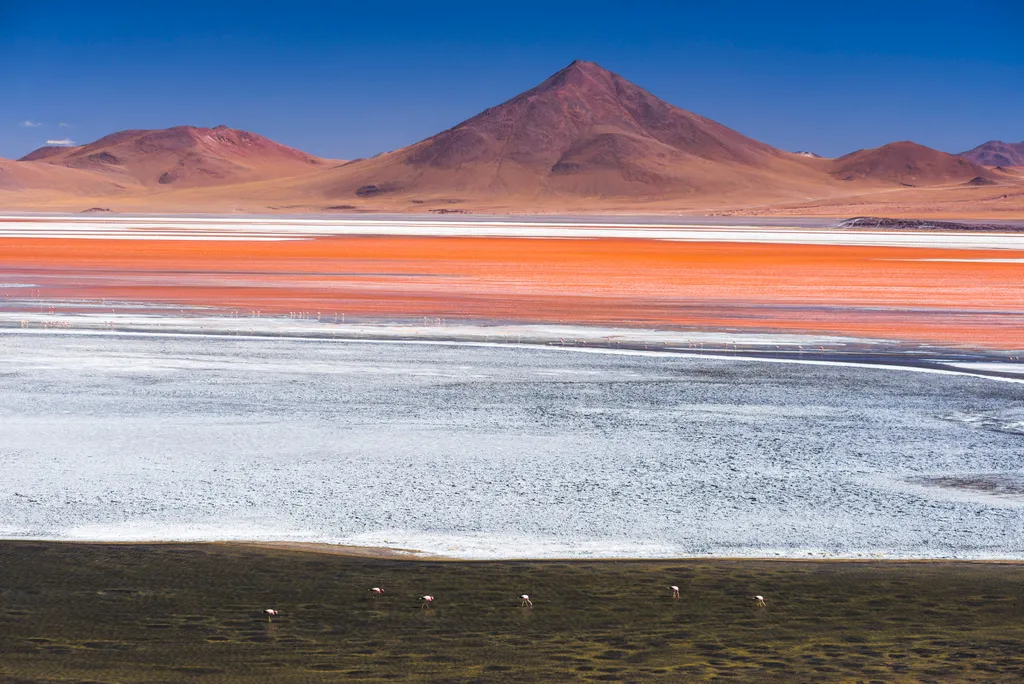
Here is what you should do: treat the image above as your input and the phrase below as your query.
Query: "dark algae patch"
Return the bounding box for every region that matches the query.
[1,543,1023,681]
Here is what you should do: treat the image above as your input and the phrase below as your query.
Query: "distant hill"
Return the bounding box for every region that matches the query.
[828,141,992,186]
[0,156,133,195]
[959,140,1024,167]
[287,60,833,204]
[19,125,327,188]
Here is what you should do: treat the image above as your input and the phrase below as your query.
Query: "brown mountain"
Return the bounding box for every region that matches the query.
[959,140,1024,167]
[0,156,134,195]
[19,125,327,188]
[288,60,833,204]
[828,141,992,186]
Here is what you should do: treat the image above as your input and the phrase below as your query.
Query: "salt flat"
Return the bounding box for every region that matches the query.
[2,214,1024,248]
[2,332,1021,559]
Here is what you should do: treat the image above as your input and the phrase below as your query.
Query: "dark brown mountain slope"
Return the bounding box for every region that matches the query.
[959,140,1024,167]
[19,126,327,188]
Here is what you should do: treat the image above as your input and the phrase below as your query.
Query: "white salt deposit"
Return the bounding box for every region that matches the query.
[1,332,1022,559]
[2,214,1024,249]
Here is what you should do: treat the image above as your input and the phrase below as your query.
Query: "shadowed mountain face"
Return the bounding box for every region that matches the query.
[19,126,325,187]
[829,141,993,186]
[960,140,1024,167]
[311,60,830,201]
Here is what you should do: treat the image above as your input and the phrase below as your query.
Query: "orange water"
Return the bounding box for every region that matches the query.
[2,236,1021,348]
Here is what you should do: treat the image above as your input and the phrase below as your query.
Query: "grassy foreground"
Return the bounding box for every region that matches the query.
[0,542,1022,682]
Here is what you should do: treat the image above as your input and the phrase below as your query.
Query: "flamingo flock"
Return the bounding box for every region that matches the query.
[260,586,769,620]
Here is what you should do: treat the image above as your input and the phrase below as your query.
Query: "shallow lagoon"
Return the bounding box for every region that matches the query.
[1,332,1021,558]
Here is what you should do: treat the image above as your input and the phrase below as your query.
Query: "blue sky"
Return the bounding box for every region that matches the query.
[2,0,1021,160]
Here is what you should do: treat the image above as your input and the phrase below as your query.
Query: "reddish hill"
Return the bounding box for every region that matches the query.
[959,140,1024,167]
[829,141,992,186]
[19,125,327,188]
[293,60,833,204]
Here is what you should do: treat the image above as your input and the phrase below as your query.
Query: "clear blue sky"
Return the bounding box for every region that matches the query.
[2,0,1021,160]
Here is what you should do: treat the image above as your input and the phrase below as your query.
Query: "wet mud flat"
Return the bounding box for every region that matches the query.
[1,542,1022,682]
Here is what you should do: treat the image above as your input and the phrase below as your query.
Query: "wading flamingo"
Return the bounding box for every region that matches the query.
[520,594,533,608]
[421,595,434,608]
[370,587,384,597]
[754,595,766,608]
[671,585,680,599]
[264,608,278,622]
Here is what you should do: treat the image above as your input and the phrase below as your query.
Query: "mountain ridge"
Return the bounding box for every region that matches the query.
[3,61,1022,216]
[959,140,1024,167]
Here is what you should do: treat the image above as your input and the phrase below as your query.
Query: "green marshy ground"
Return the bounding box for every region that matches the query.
[1,542,1022,682]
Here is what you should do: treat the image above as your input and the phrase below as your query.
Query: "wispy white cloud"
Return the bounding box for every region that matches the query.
[58,122,72,128]
[21,120,41,128]
[46,138,76,146]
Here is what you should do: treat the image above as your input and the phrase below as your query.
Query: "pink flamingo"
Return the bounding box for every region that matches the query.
[264,608,278,622]
[370,587,384,597]
[754,595,766,608]
[671,585,680,599]
[520,594,533,608]
[421,595,434,608]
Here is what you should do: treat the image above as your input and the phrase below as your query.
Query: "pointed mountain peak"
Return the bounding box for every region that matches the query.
[535,59,619,93]
[336,59,801,203]
[563,59,611,75]
[400,59,781,175]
